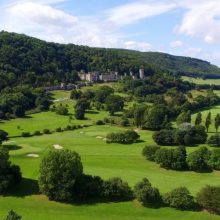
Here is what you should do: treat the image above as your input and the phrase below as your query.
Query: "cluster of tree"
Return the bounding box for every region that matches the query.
[106,130,140,144]
[194,112,220,132]
[3,210,22,220]
[39,150,133,202]
[153,124,207,146]
[143,145,220,172]
[71,86,125,118]
[0,86,51,119]
[0,146,22,193]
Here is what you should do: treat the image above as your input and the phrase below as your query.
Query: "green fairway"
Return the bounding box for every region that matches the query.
[0,125,220,219]
[182,76,220,85]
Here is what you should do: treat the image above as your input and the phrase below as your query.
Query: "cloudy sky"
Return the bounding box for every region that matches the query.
[0,0,220,66]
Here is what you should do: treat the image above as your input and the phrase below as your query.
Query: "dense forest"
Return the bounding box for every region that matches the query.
[1,31,220,90]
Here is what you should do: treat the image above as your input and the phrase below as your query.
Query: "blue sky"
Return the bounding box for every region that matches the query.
[0,0,220,66]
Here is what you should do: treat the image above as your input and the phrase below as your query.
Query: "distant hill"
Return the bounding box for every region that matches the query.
[0,31,220,89]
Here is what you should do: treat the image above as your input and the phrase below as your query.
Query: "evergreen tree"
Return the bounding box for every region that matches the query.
[205,112,211,132]
[195,112,202,126]
[215,113,220,133]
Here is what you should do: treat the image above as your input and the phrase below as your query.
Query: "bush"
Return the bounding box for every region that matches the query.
[43,129,51,134]
[33,131,41,136]
[102,177,133,201]
[39,150,83,202]
[208,149,220,170]
[207,134,220,147]
[55,127,63,132]
[96,120,105,125]
[163,187,195,210]
[197,185,220,215]
[155,147,187,170]
[21,132,31,137]
[0,147,22,193]
[187,147,211,172]
[106,130,140,144]
[142,146,160,161]
[153,129,174,146]
[74,174,104,199]
[4,210,22,220]
[134,178,161,206]
[56,105,68,115]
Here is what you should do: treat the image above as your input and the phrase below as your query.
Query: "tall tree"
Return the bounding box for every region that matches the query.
[5,210,21,220]
[215,113,220,133]
[195,112,202,126]
[205,112,211,132]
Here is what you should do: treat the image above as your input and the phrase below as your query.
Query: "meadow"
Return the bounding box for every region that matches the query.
[182,76,220,85]
[0,90,220,220]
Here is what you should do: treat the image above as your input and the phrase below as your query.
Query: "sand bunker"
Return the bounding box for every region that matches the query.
[53,144,63,150]
[27,154,39,158]
[96,136,103,139]
[79,131,84,134]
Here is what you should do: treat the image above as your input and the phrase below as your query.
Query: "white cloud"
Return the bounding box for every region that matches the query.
[124,41,152,51]
[170,40,184,48]
[107,1,176,26]
[176,0,220,43]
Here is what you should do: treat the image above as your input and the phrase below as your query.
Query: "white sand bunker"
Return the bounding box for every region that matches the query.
[80,131,84,134]
[53,144,63,150]
[134,129,140,132]
[27,154,39,158]
[96,136,103,139]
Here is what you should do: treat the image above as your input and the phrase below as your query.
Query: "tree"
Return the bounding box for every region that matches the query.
[75,98,90,111]
[195,112,202,126]
[176,111,191,125]
[55,105,68,115]
[4,210,21,220]
[0,129,8,145]
[134,178,161,206]
[153,129,174,146]
[208,149,220,170]
[39,150,83,202]
[0,147,22,193]
[163,187,195,210]
[142,145,160,161]
[70,89,81,100]
[197,185,220,215]
[207,134,220,147]
[75,107,85,120]
[102,177,133,200]
[105,95,124,115]
[205,112,211,132]
[94,86,114,103]
[12,105,25,117]
[215,113,220,132]
[187,147,211,172]
[133,105,147,128]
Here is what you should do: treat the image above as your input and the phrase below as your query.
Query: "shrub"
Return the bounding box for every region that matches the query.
[96,120,105,125]
[134,178,161,206]
[74,174,104,199]
[33,131,41,136]
[106,130,140,144]
[21,132,31,137]
[142,146,160,161]
[163,187,195,210]
[207,134,220,147]
[39,150,83,202]
[4,210,22,220]
[56,105,68,115]
[154,147,187,170]
[197,185,220,215]
[187,147,211,172]
[153,129,174,146]
[55,127,63,132]
[102,177,133,201]
[208,149,220,170]
[0,147,22,193]
[43,129,51,134]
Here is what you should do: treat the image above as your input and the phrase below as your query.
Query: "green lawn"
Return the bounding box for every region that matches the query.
[0,125,220,220]
[1,89,220,219]
[182,76,220,85]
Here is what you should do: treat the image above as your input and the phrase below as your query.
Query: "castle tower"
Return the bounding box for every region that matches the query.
[139,69,144,79]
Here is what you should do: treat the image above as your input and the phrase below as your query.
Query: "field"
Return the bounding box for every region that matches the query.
[182,76,220,85]
[0,90,220,219]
